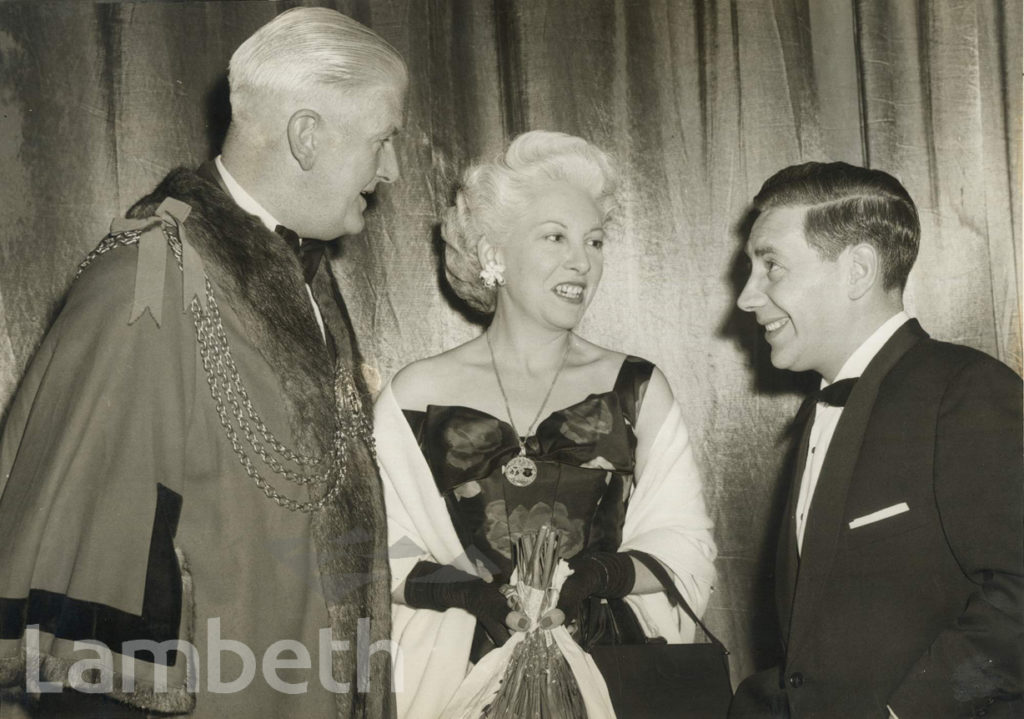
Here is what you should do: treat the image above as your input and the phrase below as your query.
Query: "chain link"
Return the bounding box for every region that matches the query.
[79,226,377,513]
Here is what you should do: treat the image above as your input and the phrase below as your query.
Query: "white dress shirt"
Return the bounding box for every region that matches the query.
[213,156,327,342]
[795,311,911,552]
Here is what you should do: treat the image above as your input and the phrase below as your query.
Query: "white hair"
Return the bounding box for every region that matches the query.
[228,7,407,134]
[442,130,619,315]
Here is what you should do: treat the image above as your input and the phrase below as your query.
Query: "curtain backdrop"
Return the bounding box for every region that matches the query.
[0,0,1019,686]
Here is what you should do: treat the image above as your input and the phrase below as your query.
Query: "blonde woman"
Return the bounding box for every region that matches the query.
[375,131,717,717]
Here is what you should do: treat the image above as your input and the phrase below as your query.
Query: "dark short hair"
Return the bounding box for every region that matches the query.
[753,162,920,290]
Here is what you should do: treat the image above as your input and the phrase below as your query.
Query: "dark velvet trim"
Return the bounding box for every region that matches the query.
[0,484,183,666]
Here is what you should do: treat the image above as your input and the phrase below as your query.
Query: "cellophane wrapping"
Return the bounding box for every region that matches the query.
[441,525,616,719]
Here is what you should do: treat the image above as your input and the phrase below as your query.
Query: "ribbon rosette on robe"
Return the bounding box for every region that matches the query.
[441,525,616,719]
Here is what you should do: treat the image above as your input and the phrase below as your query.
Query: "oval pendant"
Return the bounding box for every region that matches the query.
[502,455,538,487]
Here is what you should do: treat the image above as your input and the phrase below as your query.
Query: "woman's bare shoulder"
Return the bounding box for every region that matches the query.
[571,336,675,419]
[390,337,487,410]
[570,335,628,372]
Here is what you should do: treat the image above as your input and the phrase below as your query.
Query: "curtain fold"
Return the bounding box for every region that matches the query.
[0,0,1018,685]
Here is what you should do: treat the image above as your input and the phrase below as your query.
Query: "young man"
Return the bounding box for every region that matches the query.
[0,8,406,717]
[730,162,1022,718]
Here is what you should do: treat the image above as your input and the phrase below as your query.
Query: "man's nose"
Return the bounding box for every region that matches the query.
[377,142,400,184]
[737,274,764,312]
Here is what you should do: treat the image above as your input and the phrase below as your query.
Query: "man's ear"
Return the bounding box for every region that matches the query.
[847,243,879,300]
[287,109,321,171]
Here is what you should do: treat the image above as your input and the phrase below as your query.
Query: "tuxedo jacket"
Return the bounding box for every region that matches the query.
[736,320,1023,719]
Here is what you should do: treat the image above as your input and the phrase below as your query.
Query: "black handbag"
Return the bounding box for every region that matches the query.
[588,551,732,718]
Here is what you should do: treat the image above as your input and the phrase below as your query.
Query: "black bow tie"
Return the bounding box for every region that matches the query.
[815,377,859,407]
[274,224,329,284]
[791,377,860,434]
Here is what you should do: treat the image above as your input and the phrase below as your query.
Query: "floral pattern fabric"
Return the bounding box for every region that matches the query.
[402,356,654,585]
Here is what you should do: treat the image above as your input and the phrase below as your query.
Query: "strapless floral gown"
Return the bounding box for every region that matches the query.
[402,356,655,657]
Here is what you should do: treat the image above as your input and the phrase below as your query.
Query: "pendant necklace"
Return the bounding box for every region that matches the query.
[485,330,572,487]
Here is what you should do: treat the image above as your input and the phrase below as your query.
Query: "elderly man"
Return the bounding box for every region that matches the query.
[0,8,406,718]
[730,162,1023,718]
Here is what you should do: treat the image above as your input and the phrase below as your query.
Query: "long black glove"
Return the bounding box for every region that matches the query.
[403,560,513,644]
[553,551,636,626]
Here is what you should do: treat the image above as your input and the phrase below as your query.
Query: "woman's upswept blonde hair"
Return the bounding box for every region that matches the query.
[441,130,619,315]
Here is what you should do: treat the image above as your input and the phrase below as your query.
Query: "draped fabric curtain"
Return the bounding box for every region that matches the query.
[0,0,1018,685]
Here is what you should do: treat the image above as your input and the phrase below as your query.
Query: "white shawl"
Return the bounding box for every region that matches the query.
[375,382,717,719]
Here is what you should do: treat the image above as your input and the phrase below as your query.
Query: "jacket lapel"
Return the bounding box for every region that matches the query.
[784,319,926,659]
[776,397,815,648]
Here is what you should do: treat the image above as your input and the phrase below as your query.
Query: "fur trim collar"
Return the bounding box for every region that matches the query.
[129,168,334,456]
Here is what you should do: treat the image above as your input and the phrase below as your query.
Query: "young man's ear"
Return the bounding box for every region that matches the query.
[846,243,880,300]
[287,109,321,171]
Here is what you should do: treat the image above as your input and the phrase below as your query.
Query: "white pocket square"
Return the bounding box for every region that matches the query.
[849,502,910,529]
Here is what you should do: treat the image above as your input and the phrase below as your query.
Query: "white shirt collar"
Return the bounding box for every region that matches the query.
[825,311,911,387]
[214,155,281,233]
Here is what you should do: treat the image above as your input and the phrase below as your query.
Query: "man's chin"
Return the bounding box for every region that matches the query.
[767,346,796,373]
[340,213,367,237]
[769,351,820,377]
[328,219,366,239]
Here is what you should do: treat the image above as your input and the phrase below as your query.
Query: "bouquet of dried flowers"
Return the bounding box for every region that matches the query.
[442,524,615,719]
[480,524,587,718]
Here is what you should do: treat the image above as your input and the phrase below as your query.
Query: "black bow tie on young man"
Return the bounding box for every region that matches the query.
[274,224,331,284]
[815,377,859,407]
[792,377,860,432]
